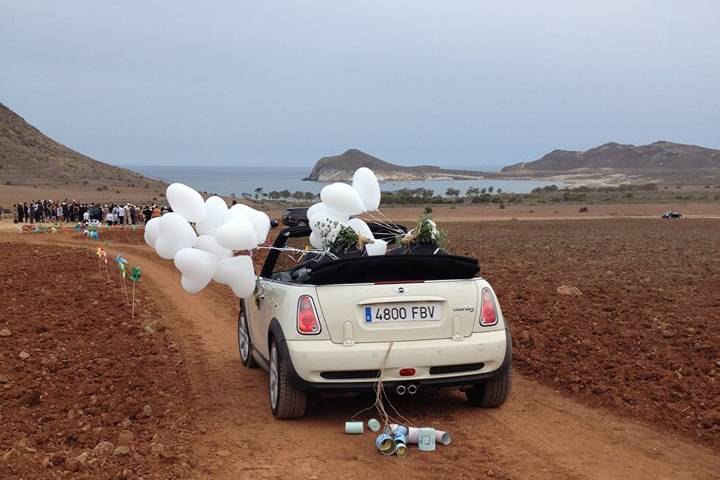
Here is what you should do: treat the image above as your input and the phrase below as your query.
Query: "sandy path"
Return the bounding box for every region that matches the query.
[5,233,720,480]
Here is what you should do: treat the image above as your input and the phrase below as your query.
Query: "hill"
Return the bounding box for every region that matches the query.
[501,141,720,174]
[305,149,488,181]
[0,102,165,190]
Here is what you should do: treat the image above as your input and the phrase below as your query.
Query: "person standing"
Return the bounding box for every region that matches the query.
[116,204,125,226]
[130,205,137,225]
[142,205,152,223]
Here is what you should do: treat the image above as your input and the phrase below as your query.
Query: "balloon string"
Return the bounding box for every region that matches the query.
[349,341,415,431]
[364,210,406,235]
[253,246,338,263]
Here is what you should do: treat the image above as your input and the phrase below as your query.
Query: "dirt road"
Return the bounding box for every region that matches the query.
[4,232,720,480]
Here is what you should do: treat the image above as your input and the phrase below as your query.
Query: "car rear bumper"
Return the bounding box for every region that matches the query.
[282,329,511,393]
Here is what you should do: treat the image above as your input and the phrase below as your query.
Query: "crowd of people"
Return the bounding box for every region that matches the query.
[10,200,168,226]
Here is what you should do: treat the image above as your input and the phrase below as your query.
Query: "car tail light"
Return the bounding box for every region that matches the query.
[480,287,498,326]
[297,295,321,335]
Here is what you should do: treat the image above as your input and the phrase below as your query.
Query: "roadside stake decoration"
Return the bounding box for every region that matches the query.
[115,255,129,305]
[95,247,103,277]
[101,247,110,281]
[129,266,142,320]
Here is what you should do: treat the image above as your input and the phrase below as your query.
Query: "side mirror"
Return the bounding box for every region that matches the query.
[270,219,279,229]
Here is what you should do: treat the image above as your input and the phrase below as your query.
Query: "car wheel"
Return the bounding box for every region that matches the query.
[237,303,257,368]
[466,363,512,408]
[269,339,307,419]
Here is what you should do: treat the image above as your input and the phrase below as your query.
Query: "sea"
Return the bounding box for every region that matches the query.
[127,165,559,197]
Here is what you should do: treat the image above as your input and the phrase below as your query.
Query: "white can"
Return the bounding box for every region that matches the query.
[418,427,436,451]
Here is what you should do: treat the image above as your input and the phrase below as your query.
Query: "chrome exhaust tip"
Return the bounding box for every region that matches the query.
[407,384,418,395]
[395,385,406,395]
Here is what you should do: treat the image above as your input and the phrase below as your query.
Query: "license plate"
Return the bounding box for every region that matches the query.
[364,303,441,323]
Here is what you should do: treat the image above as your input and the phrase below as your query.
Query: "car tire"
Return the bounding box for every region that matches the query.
[238,302,257,368]
[269,339,307,419]
[466,363,512,408]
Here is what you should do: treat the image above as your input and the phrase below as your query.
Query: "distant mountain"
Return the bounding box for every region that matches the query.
[0,102,165,189]
[501,141,720,174]
[305,149,488,181]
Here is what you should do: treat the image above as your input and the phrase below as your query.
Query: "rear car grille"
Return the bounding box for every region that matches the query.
[429,363,484,375]
[320,370,381,380]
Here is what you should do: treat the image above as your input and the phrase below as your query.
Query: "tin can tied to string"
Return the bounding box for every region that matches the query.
[375,433,395,456]
[344,421,364,434]
[367,418,381,432]
[418,428,436,451]
[392,425,408,458]
[390,423,452,446]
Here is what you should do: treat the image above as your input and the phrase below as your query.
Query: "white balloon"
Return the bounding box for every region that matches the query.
[204,196,229,228]
[166,183,206,222]
[214,256,256,298]
[347,218,373,239]
[173,248,219,294]
[215,215,258,251]
[320,183,366,216]
[366,238,387,256]
[154,212,197,260]
[229,204,271,244]
[309,230,323,249]
[143,217,161,247]
[307,202,347,226]
[307,203,349,245]
[194,218,217,236]
[352,167,381,211]
[195,235,232,258]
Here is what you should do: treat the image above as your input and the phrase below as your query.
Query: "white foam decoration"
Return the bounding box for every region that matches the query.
[166,183,206,223]
[366,238,387,256]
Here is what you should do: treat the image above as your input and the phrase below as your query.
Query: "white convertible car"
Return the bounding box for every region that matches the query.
[238,223,511,419]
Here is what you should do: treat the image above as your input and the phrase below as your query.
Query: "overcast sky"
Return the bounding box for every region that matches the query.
[2,1,719,168]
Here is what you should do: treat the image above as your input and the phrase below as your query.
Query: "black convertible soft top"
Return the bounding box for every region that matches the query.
[262,224,480,284]
[306,254,479,285]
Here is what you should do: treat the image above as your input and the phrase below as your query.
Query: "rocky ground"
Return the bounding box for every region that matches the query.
[445,218,720,447]
[0,242,196,479]
[1,218,719,479]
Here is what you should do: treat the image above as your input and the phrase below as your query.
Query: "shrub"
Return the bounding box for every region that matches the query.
[579,207,588,213]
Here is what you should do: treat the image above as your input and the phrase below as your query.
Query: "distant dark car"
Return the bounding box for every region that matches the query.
[661,211,682,219]
[282,207,309,227]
